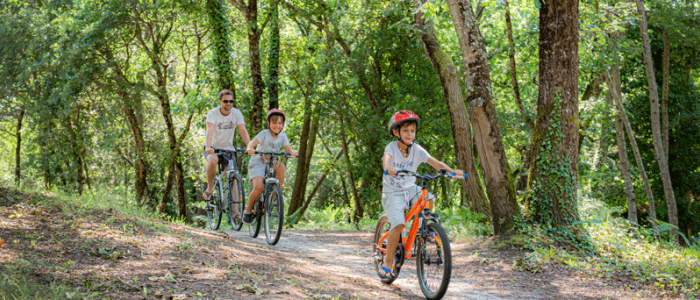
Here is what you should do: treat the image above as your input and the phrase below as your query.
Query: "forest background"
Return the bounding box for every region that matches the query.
[1,0,699,255]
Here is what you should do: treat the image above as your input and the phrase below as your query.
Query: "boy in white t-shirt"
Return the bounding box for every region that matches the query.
[378,110,463,279]
[243,109,298,224]
[204,89,251,208]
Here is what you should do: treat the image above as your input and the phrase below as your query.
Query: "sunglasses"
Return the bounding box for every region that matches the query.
[221,100,233,104]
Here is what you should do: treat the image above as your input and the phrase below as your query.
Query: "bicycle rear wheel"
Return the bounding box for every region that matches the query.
[264,185,284,245]
[416,222,452,300]
[248,200,262,238]
[228,174,245,231]
[206,178,223,230]
[372,215,403,284]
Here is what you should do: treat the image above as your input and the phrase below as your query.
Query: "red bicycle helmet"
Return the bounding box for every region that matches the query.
[266,108,286,122]
[388,110,419,136]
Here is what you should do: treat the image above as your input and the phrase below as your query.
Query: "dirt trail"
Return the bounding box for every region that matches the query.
[223,229,666,300]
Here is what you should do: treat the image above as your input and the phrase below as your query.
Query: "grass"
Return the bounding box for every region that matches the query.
[0,262,75,300]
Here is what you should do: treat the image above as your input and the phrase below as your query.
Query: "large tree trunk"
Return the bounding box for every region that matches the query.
[414,0,490,219]
[207,0,238,102]
[606,67,657,221]
[635,0,678,242]
[446,0,519,234]
[609,91,637,224]
[267,0,280,109]
[14,106,25,188]
[524,0,580,226]
[230,0,264,134]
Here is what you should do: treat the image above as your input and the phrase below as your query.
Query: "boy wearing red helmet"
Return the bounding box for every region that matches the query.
[378,110,464,279]
[242,109,298,224]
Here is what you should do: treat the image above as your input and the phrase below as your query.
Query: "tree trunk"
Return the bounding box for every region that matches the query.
[267,0,280,109]
[609,91,637,224]
[288,92,319,216]
[524,0,580,226]
[207,0,238,102]
[230,0,264,134]
[635,0,678,242]
[504,0,533,129]
[661,28,669,163]
[414,0,490,219]
[14,106,25,188]
[606,67,656,222]
[446,0,519,234]
[339,113,363,223]
[294,149,344,221]
[65,112,85,195]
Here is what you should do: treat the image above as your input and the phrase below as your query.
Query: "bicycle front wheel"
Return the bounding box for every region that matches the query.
[228,174,245,231]
[248,200,262,238]
[264,185,284,245]
[416,222,452,300]
[373,215,401,284]
[206,178,224,230]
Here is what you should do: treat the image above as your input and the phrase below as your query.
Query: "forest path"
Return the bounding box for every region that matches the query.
[222,229,658,300]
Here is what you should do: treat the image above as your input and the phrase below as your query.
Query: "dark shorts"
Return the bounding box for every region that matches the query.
[203,146,232,172]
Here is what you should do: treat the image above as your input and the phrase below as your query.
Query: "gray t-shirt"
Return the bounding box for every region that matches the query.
[249,129,291,165]
[205,107,245,151]
[382,141,431,192]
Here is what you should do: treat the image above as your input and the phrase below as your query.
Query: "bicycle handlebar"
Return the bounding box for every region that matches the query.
[252,151,297,158]
[214,148,246,154]
[383,169,468,180]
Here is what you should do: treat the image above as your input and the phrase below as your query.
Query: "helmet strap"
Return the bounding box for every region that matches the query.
[397,136,413,155]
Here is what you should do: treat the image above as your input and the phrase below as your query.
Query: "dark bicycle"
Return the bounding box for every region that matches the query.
[247,151,295,245]
[206,148,247,231]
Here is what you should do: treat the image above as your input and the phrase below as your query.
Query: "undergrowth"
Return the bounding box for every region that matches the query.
[516,195,700,299]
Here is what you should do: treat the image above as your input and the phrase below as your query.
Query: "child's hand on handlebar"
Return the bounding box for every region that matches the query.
[385,166,397,176]
[205,147,215,155]
[452,169,464,180]
[246,148,255,156]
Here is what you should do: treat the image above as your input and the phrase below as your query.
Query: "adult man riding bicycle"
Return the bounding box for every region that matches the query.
[204,89,251,220]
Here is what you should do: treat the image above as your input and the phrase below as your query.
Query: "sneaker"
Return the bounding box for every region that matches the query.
[242,214,252,225]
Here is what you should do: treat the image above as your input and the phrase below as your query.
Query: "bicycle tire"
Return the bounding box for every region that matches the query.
[373,215,403,284]
[228,174,245,231]
[264,185,284,245]
[206,178,224,230]
[248,199,262,238]
[416,222,452,300]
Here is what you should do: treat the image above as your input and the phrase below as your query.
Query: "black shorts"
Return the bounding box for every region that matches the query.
[203,146,232,172]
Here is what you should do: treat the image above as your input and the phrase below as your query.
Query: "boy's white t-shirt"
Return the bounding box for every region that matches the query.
[249,129,291,165]
[205,107,246,151]
[382,141,431,192]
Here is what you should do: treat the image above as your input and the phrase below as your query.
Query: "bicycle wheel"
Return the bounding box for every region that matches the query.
[416,222,452,300]
[206,178,224,230]
[264,185,284,245]
[228,174,245,231]
[373,215,403,284]
[248,198,262,238]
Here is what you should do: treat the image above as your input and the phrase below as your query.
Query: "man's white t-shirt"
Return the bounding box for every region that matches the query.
[249,129,291,166]
[205,107,245,151]
[382,141,431,192]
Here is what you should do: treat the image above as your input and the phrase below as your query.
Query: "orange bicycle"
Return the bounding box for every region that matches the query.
[373,169,466,300]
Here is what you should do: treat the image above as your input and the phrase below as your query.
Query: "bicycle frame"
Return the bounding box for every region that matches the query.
[376,186,431,260]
